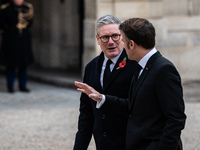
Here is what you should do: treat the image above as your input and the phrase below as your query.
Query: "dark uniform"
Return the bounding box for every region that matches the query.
[0,1,34,92]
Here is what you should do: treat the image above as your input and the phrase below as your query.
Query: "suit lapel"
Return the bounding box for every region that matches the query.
[103,49,127,91]
[129,64,152,110]
[95,52,104,92]
[129,51,162,110]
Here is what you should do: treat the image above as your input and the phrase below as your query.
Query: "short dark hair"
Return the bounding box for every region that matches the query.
[119,18,156,49]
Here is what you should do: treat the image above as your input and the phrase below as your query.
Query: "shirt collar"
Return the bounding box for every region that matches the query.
[138,47,157,69]
[104,49,123,65]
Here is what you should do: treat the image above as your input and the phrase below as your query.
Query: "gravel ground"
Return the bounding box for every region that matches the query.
[0,77,95,150]
[0,75,200,150]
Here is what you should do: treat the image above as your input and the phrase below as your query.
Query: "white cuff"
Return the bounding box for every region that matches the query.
[96,94,106,109]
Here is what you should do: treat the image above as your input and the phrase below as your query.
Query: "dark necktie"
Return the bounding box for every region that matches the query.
[132,63,142,86]
[103,59,112,88]
[129,63,142,101]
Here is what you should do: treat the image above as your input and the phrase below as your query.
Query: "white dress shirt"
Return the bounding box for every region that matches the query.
[100,50,123,87]
[96,47,157,109]
[138,47,157,78]
[96,50,123,108]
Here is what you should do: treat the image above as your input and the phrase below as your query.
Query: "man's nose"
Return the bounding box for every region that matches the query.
[108,37,114,44]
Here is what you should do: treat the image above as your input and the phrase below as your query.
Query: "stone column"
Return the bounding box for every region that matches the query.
[82,0,98,71]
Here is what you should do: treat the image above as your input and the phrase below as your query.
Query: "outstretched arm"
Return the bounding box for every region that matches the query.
[75,81,129,114]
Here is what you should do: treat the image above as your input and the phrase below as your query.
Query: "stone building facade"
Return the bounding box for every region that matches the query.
[28,0,83,72]
[1,0,200,81]
[84,0,200,81]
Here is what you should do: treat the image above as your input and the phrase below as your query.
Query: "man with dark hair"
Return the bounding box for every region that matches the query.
[73,15,137,150]
[75,18,186,150]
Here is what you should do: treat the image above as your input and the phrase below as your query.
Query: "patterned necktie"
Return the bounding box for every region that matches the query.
[103,59,112,88]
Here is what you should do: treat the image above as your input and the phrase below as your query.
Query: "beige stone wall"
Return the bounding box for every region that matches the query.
[30,0,81,70]
[84,0,200,81]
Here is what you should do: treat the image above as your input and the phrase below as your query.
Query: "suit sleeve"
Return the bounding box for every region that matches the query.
[73,67,94,150]
[155,64,186,150]
[102,95,129,114]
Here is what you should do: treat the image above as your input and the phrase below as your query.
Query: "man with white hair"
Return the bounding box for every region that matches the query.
[73,15,137,150]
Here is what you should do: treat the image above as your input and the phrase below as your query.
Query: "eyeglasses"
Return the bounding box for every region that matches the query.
[98,34,121,43]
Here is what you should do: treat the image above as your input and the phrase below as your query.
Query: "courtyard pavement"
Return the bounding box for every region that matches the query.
[0,70,200,150]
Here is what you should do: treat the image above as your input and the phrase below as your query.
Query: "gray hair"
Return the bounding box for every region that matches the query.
[96,15,121,35]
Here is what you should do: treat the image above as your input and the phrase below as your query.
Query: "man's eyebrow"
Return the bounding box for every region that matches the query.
[101,34,119,37]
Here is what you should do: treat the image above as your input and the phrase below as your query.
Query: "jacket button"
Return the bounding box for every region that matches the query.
[129,114,132,118]
[102,114,106,119]
[103,132,107,137]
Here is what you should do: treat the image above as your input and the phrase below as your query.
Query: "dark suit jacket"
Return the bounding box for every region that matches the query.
[73,49,137,150]
[104,51,186,150]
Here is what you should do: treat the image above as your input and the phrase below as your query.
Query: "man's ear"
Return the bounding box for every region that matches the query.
[129,40,135,49]
[96,34,100,45]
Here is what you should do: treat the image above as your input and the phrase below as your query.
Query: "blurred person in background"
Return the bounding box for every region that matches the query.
[0,0,34,93]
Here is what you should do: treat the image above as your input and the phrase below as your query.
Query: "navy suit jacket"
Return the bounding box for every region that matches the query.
[73,49,137,150]
[104,51,186,150]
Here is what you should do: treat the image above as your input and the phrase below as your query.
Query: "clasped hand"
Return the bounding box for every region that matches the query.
[75,81,103,102]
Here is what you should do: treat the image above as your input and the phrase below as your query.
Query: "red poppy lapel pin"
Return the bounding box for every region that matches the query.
[116,57,127,70]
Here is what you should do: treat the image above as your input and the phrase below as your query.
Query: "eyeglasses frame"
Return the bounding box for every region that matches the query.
[98,34,121,43]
